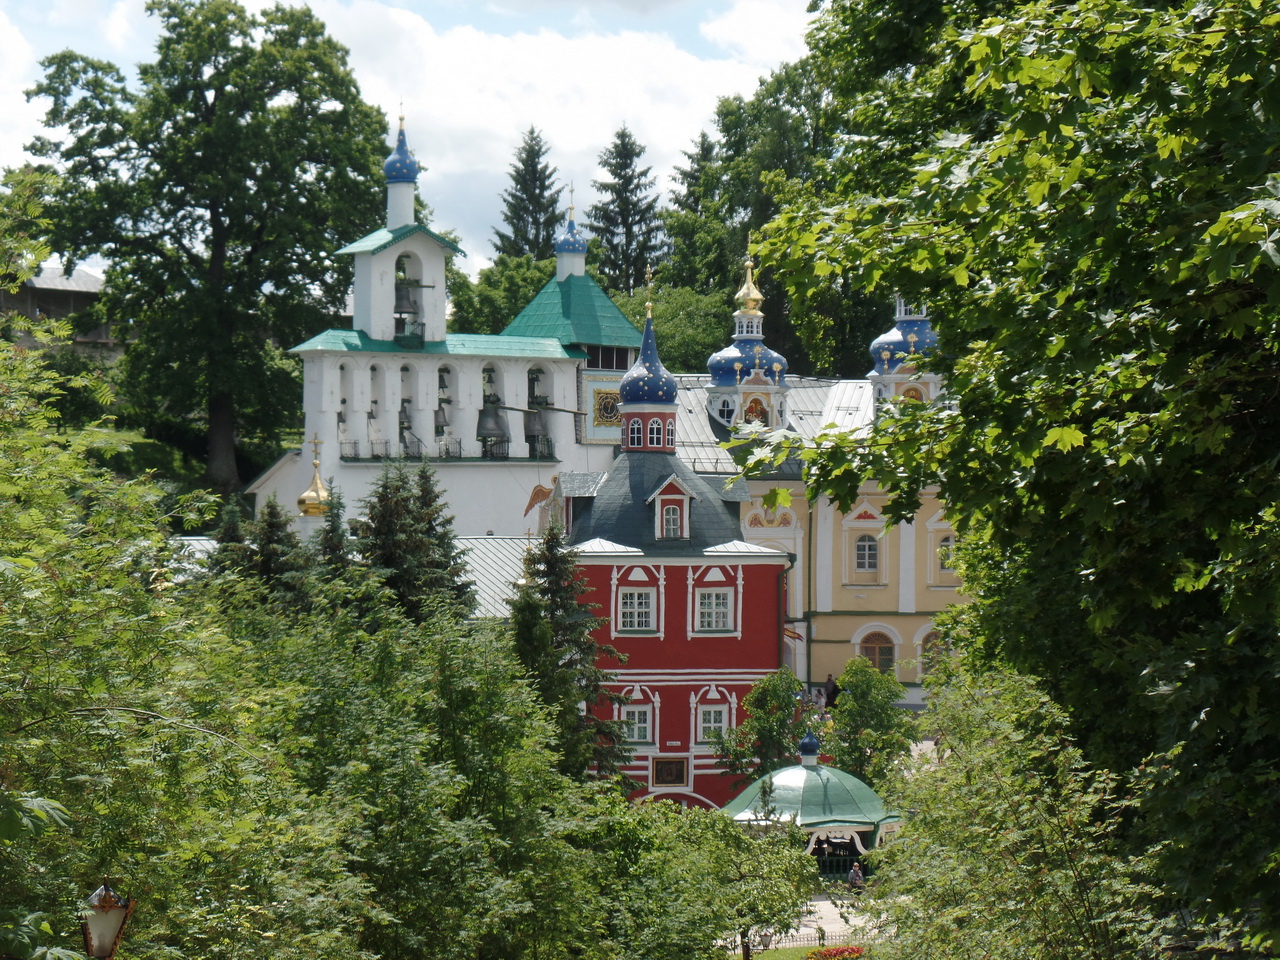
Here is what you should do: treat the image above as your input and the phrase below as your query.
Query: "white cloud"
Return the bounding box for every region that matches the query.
[3,0,809,272]
[700,0,812,67]
[0,12,45,171]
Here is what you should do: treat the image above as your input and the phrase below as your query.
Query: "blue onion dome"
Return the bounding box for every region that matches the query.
[554,206,589,255]
[707,257,788,386]
[870,296,937,374]
[798,730,821,758]
[620,308,677,405]
[383,117,420,183]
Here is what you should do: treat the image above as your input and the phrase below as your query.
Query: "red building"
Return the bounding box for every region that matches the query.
[555,307,790,807]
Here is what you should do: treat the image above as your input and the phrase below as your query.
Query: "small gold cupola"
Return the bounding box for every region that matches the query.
[297,433,330,517]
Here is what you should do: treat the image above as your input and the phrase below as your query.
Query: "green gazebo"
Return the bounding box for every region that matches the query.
[721,731,901,855]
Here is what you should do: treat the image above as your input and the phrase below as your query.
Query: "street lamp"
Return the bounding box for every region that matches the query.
[81,881,135,960]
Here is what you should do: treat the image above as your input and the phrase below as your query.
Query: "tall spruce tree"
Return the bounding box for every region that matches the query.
[586,125,664,295]
[492,127,564,260]
[510,524,628,780]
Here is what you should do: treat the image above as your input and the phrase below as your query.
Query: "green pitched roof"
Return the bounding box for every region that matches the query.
[501,274,641,349]
[291,328,582,359]
[336,223,464,257]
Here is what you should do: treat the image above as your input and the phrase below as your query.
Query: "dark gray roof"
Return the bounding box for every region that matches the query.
[566,451,745,555]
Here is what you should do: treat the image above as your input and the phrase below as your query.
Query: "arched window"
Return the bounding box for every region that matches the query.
[855,534,879,571]
[629,418,642,447]
[648,418,663,446]
[717,397,734,424]
[939,535,955,571]
[861,632,895,673]
[662,504,681,539]
[665,417,675,447]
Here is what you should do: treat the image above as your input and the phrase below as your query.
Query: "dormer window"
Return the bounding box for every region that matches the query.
[662,504,681,539]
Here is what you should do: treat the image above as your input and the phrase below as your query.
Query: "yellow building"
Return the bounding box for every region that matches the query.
[673,286,960,706]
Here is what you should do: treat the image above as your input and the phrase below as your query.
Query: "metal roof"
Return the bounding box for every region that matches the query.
[26,265,103,294]
[672,374,877,476]
[336,223,465,257]
[501,274,641,348]
[457,536,534,618]
[290,328,578,359]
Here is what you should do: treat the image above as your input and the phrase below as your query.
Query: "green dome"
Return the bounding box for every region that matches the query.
[722,763,899,831]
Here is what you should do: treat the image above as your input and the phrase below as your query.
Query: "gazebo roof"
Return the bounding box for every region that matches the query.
[722,763,900,831]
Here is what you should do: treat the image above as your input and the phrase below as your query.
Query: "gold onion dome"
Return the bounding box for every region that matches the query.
[297,435,330,516]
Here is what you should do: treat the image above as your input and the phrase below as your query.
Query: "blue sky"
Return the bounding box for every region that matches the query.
[2,0,813,272]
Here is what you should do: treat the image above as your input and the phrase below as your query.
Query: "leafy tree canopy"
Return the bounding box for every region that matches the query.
[449,253,555,335]
[610,282,733,374]
[757,0,1280,935]
[26,0,388,492]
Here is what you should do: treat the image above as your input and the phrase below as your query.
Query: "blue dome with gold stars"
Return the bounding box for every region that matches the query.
[869,298,937,375]
[707,340,788,386]
[620,312,677,405]
[554,213,588,255]
[383,121,420,184]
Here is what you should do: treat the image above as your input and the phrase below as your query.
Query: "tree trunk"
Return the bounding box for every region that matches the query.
[740,929,752,960]
[206,390,242,494]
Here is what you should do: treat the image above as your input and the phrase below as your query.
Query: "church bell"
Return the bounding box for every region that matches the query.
[475,404,510,441]
[522,409,548,441]
[394,280,417,317]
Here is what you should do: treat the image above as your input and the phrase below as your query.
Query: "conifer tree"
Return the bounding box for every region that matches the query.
[356,462,474,620]
[311,486,349,573]
[493,127,564,260]
[246,494,303,589]
[209,498,252,576]
[414,462,475,614]
[510,524,629,779]
[586,125,664,295]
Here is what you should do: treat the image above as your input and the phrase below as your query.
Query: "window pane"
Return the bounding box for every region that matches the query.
[700,707,725,741]
[856,535,878,570]
[697,590,732,630]
[620,590,653,630]
[663,505,681,538]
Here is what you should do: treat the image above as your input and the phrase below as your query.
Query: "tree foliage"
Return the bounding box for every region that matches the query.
[758,0,1280,937]
[510,525,629,780]
[493,127,565,261]
[712,667,812,786]
[821,657,917,786]
[610,282,732,374]
[587,126,664,296]
[355,461,475,619]
[864,660,1181,960]
[449,253,555,335]
[27,0,387,492]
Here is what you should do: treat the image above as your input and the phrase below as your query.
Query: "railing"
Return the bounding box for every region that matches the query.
[481,439,510,461]
[528,436,555,461]
[369,440,392,459]
[402,432,425,459]
[436,437,462,460]
[340,440,360,460]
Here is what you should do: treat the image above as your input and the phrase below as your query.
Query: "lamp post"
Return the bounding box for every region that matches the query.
[81,881,135,960]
